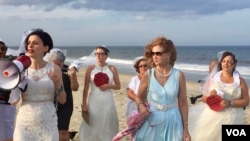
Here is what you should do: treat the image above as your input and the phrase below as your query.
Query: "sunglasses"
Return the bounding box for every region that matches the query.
[138,64,148,68]
[151,51,166,56]
[94,52,106,56]
[0,47,7,51]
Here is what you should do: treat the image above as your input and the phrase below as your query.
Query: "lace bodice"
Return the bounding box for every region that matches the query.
[14,62,59,140]
[22,62,55,102]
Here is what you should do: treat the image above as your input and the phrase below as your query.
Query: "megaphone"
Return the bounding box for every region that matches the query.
[0,55,31,90]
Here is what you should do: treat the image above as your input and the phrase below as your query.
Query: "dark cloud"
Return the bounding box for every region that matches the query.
[0,0,73,11]
[81,0,250,15]
[1,0,250,15]
[0,0,72,6]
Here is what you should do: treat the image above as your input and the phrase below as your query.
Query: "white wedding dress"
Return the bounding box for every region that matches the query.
[13,62,59,141]
[189,71,244,141]
[79,65,119,141]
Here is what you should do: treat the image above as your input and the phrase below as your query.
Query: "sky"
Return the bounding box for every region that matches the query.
[0,0,250,46]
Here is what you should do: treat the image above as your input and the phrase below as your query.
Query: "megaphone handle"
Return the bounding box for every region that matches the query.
[19,84,28,92]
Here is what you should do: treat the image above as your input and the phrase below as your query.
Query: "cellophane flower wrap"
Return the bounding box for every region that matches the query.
[112,103,149,141]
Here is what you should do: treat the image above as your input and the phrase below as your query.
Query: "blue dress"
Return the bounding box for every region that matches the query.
[134,68,183,141]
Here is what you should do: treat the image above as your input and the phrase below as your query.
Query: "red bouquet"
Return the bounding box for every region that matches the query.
[206,95,224,111]
[94,72,109,87]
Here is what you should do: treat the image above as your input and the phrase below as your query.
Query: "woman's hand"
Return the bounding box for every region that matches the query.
[138,103,150,119]
[99,84,112,91]
[81,104,89,124]
[68,67,77,76]
[220,99,231,108]
[202,95,207,103]
[48,65,66,104]
[183,128,191,141]
[48,68,62,89]
[81,104,88,112]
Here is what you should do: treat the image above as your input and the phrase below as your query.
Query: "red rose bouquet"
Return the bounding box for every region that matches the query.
[206,95,224,111]
[94,72,109,87]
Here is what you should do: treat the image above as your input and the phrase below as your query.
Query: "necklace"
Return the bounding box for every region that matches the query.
[156,67,172,78]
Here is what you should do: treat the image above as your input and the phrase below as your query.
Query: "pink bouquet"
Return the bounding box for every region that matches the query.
[113,103,149,141]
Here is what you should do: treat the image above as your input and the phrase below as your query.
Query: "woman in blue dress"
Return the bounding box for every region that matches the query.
[134,36,191,141]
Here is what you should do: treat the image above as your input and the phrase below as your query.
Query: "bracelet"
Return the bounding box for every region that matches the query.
[230,100,234,107]
[55,84,64,95]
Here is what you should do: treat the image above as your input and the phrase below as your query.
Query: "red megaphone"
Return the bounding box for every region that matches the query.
[0,55,31,90]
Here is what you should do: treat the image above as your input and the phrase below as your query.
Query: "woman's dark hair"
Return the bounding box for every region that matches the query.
[25,28,53,56]
[96,45,110,55]
[0,41,8,58]
[0,41,7,51]
[217,51,237,73]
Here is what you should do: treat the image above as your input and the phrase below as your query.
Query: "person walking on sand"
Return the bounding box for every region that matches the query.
[0,39,16,141]
[79,45,121,141]
[189,51,249,141]
[45,48,79,141]
[126,56,149,118]
[11,28,66,141]
[134,36,191,141]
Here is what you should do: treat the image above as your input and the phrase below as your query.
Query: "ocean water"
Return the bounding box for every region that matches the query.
[8,45,250,85]
[56,46,250,85]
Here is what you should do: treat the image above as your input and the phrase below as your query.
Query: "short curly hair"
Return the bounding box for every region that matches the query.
[133,57,147,73]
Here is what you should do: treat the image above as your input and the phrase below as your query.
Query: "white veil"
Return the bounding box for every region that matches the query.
[201,51,225,96]
[6,29,35,57]
[67,49,96,71]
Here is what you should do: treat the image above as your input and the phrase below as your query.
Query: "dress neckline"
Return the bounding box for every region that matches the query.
[28,62,48,71]
[95,63,108,71]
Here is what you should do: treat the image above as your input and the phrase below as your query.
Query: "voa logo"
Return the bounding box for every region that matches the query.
[226,129,246,136]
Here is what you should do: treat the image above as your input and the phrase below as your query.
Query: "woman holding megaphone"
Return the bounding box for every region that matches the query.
[11,29,66,141]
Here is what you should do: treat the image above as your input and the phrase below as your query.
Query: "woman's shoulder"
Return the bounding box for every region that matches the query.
[107,64,116,69]
[87,64,95,70]
[172,67,181,74]
[107,64,118,72]
[171,67,184,79]
[172,67,179,71]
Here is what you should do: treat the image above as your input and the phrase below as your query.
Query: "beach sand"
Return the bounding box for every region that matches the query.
[67,68,250,141]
